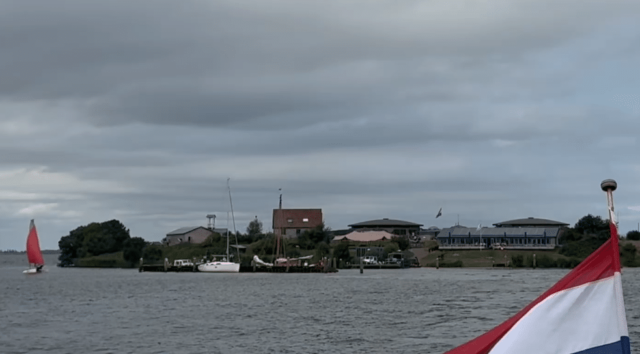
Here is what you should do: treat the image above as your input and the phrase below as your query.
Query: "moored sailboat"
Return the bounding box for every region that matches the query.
[198,179,240,273]
[23,219,45,274]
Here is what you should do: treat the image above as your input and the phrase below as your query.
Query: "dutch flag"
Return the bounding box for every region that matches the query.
[445,219,631,353]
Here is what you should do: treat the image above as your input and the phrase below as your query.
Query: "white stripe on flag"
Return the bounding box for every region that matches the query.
[489,274,625,354]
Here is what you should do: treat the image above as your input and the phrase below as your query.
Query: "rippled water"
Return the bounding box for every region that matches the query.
[1,253,639,354]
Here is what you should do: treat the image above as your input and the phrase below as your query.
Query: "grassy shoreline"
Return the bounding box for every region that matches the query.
[420,239,640,268]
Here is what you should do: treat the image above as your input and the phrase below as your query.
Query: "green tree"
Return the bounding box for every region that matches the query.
[246,218,263,238]
[58,234,78,267]
[559,228,581,244]
[303,223,333,245]
[333,242,351,263]
[297,232,312,250]
[142,245,163,261]
[627,230,640,240]
[314,242,331,259]
[100,219,131,251]
[123,237,147,265]
[574,214,609,237]
[383,242,400,259]
[250,234,276,255]
[82,222,112,256]
[391,236,410,251]
[58,219,131,264]
[201,232,223,247]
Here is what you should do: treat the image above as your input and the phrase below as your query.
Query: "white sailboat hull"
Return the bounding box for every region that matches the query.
[198,262,240,273]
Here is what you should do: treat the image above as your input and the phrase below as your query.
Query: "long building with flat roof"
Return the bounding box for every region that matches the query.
[437,217,568,250]
[437,226,560,250]
[348,218,422,236]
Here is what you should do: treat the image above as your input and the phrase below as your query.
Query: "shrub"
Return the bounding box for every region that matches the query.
[391,236,411,251]
[314,242,330,260]
[621,243,637,267]
[535,255,556,268]
[556,257,581,268]
[440,260,463,267]
[511,255,524,267]
[332,242,351,263]
[143,245,163,261]
[122,237,147,265]
[383,242,400,259]
[560,238,606,258]
[627,231,640,241]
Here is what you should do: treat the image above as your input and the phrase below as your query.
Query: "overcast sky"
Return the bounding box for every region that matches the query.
[2,0,640,251]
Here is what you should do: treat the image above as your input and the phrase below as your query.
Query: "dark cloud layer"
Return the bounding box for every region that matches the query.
[1,1,640,249]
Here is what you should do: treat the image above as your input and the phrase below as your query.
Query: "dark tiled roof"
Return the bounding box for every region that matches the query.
[273,209,323,229]
[349,218,423,228]
[493,217,569,227]
[167,226,209,236]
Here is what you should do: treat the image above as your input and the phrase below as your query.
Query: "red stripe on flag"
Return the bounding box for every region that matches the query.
[444,224,619,354]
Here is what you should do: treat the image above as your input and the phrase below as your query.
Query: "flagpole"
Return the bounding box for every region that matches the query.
[601,179,617,231]
[601,179,621,271]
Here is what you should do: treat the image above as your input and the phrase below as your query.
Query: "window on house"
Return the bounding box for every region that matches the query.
[287,219,293,223]
[296,229,301,235]
[303,218,309,222]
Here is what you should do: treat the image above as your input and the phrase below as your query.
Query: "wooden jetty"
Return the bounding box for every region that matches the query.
[138,258,338,273]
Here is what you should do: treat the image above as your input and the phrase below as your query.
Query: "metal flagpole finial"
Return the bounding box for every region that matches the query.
[601,179,617,192]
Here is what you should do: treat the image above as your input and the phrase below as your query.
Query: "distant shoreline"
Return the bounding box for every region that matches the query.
[0,250,60,254]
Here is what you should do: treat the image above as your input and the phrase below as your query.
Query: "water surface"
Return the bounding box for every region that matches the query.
[1,254,639,353]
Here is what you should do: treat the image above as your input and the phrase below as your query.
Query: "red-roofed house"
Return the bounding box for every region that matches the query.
[273,209,323,239]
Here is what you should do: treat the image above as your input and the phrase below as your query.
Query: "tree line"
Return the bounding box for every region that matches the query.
[55,217,417,268]
[58,220,147,267]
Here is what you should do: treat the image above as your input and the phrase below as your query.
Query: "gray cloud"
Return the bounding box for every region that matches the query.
[1,1,640,250]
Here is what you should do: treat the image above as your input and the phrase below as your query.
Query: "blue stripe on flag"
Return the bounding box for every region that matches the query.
[572,337,630,354]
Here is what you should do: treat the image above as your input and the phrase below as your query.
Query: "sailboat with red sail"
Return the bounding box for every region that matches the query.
[24,219,45,274]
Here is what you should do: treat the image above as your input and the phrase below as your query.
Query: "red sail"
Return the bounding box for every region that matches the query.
[26,220,44,266]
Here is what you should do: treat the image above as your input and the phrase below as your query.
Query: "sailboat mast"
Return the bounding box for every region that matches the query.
[226,211,230,260]
[228,178,237,237]
[226,178,240,261]
[277,189,284,259]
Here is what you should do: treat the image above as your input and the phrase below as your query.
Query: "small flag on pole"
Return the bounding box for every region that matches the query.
[435,208,442,218]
